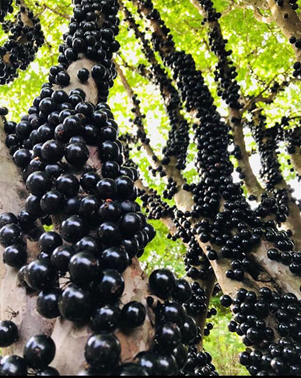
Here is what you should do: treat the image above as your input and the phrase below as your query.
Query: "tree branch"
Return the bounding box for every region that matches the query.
[115,60,195,212]
[250,109,301,251]
[266,0,301,62]
[287,127,301,176]
[120,3,191,172]
[115,60,160,168]
[189,0,264,199]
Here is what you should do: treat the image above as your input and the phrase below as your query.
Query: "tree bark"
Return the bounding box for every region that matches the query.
[189,0,264,199]
[266,0,301,62]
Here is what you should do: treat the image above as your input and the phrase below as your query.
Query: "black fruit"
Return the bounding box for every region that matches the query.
[0,321,19,347]
[24,335,56,369]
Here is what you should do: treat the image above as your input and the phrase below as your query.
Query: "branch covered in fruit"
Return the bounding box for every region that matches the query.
[0,0,45,84]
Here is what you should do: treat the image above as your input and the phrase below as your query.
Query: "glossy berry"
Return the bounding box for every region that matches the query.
[97,269,125,299]
[61,215,87,243]
[181,316,198,344]
[56,71,70,86]
[24,335,56,369]
[26,171,52,197]
[0,213,18,228]
[39,232,63,255]
[98,201,121,222]
[65,142,89,167]
[25,259,56,291]
[0,321,19,347]
[220,295,232,308]
[51,245,75,272]
[156,354,178,376]
[96,178,117,199]
[161,302,187,327]
[59,283,92,322]
[135,352,158,376]
[77,68,90,82]
[98,222,121,245]
[85,334,121,369]
[13,149,32,168]
[76,236,101,255]
[56,174,79,197]
[115,176,134,199]
[40,190,64,214]
[149,269,176,299]
[37,289,62,319]
[99,247,129,273]
[91,304,121,333]
[3,243,27,268]
[69,252,100,283]
[119,213,141,236]
[0,223,22,247]
[155,323,182,351]
[41,140,64,163]
[173,344,188,369]
[172,279,192,303]
[120,301,146,329]
[0,356,27,376]
[80,171,100,193]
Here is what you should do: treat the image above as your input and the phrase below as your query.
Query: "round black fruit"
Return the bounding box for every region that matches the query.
[24,335,56,369]
[85,334,121,369]
[149,269,176,299]
[0,321,19,347]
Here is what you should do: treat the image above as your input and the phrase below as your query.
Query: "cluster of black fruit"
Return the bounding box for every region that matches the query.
[185,235,214,282]
[249,111,299,227]
[293,61,301,78]
[277,115,301,182]
[250,114,283,191]
[123,5,189,171]
[0,0,13,22]
[171,209,214,283]
[50,0,120,102]
[147,161,167,178]
[0,333,59,376]
[266,224,301,277]
[139,187,175,221]
[277,0,298,11]
[129,93,150,145]
[0,0,44,85]
[287,2,301,77]
[285,122,301,178]
[223,287,301,376]
[197,0,221,24]
[140,269,218,376]
[198,0,241,110]
[162,44,233,217]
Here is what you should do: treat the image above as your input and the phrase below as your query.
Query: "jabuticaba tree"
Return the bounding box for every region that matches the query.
[0,0,301,377]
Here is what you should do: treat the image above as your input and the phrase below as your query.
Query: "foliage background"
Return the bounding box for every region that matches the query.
[1,0,301,374]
